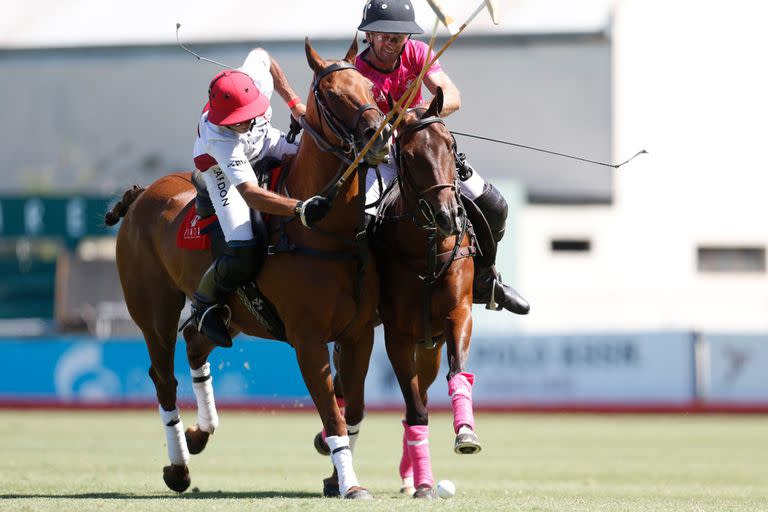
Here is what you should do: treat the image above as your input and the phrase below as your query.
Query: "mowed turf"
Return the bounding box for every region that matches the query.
[0,410,766,511]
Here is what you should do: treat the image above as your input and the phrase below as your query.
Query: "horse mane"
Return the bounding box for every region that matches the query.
[104,185,146,226]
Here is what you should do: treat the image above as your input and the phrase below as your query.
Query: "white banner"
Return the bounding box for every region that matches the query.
[363,330,695,407]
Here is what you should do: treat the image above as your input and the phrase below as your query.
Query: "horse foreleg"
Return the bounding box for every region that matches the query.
[313,343,343,457]
[338,329,373,451]
[443,305,481,454]
[182,323,219,455]
[294,338,371,499]
[385,334,436,499]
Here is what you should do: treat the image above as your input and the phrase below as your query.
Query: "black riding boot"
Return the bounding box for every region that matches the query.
[471,183,530,315]
[192,244,261,347]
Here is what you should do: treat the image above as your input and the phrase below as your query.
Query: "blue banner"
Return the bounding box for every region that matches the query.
[1,337,311,405]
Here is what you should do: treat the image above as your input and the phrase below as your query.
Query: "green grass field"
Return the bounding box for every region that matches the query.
[0,410,766,511]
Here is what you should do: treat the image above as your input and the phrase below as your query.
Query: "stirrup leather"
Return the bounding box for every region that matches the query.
[485,275,503,311]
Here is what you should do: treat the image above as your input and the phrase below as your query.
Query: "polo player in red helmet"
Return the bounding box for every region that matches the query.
[191,49,331,348]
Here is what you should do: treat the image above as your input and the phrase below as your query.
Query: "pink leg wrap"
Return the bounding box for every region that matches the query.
[399,420,413,479]
[404,423,434,488]
[448,372,476,433]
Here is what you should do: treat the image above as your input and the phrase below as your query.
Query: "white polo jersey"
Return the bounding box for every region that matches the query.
[192,48,296,186]
[191,48,298,244]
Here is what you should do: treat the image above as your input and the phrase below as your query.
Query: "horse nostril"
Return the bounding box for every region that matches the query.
[435,211,453,234]
[363,127,377,141]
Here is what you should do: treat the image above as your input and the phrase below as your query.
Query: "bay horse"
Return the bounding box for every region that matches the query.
[103,38,390,499]
[320,88,480,499]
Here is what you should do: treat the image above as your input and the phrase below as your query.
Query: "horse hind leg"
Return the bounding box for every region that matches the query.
[125,278,192,492]
[385,334,437,499]
[182,323,219,455]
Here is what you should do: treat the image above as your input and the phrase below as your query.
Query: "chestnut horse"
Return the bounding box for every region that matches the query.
[321,89,479,499]
[104,38,390,499]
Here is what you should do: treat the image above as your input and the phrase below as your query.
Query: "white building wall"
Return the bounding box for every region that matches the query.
[516,0,768,333]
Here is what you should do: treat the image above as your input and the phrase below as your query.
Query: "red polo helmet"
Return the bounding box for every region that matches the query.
[207,70,269,125]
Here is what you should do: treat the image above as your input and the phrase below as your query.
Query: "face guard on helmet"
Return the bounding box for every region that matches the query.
[358,0,424,34]
[207,70,270,126]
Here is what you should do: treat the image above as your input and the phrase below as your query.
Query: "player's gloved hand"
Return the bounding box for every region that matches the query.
[295,195,331,228]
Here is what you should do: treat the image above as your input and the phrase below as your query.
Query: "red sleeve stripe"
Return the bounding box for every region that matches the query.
[194,153,217,172]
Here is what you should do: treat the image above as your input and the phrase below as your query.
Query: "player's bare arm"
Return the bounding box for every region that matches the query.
[424,71,461,116]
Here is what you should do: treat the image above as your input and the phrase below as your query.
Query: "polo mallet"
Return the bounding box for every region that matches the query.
[175,23,233,69]
[330,0,497,196]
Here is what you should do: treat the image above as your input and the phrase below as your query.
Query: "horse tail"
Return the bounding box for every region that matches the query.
[104,185,146,226]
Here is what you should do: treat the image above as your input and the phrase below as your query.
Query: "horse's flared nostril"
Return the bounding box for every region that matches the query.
[363,127,377,141]
[435,211,456,237]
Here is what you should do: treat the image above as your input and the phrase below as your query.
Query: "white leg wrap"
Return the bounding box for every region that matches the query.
[347,421,362,454]
[191,363,218,433]
[159,406,190,466]
[326,435,359,495]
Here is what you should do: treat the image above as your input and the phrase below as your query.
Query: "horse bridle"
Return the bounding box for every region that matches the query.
[302,61,383,161]
[392,112,471,349]
[395,113,461,227]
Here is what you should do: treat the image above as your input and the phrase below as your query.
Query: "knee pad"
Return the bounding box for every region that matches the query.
[473,183,508,242]
[214,244,262,291]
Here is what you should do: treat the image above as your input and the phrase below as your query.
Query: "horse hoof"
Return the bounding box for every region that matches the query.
[454,430,482,454]
[185,425,211,455]
[399,485,416,496]
[344,486,373,500]
[163,464,191,493]
[314,431,330,456]
[322,477,340,497]
[413,486,437,499]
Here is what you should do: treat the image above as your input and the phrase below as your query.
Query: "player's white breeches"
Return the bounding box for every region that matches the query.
[201,167,255,245]
[364,146,487,215]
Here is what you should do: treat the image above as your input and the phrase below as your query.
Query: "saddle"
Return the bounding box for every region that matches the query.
[180,162,288,341]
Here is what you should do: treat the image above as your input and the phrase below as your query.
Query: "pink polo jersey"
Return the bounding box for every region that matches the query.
[355,39,443,114]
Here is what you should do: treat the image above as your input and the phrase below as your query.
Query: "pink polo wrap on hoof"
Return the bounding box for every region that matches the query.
[404,423,434,489]
[448,372,476,433]
[399,420,413,479]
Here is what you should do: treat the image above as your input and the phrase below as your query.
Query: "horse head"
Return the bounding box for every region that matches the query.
[304,37,391,165]
[395,87,462,237]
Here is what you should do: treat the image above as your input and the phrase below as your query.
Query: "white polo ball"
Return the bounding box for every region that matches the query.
[436,479,456,499]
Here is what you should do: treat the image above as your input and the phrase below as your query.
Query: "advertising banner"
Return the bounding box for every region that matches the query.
[702,334,768,403]
[363,330,696,407]
[0,337,311,406]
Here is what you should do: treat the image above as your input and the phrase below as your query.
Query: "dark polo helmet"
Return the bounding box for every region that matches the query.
[358,0,424,34]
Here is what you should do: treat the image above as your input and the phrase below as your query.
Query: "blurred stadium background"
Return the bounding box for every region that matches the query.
[1,0,767,413]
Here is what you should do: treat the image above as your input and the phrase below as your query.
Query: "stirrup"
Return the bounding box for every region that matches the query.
[485,275,503,311]
[196,303,232,332]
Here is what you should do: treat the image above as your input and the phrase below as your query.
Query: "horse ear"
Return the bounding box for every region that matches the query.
[425,86,444,118]
[305,37,324,73]
[344,34,359,64]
